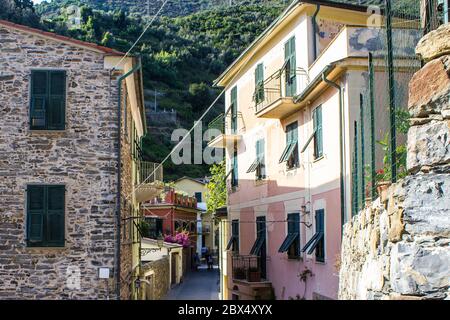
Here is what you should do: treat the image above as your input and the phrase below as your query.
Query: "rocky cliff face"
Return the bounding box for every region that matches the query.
[339,24,450,300]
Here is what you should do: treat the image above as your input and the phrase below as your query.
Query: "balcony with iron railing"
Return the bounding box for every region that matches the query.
[254,66,309,119]
[207,111,244,149]
[231,255,270,284]
[134,161,164,203]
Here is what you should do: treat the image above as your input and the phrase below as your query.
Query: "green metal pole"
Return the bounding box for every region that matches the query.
[360,94,365,206]
[353,121,359,215]
[368,53,376,198]
[385,0,397,183]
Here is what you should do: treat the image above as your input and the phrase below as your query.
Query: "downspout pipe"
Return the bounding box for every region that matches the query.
[322,73,345,235]
[116,60,142,300]
[312,4,321,61]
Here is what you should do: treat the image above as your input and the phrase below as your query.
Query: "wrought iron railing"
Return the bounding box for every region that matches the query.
[136,161,163,185]
[208,113,225,134]
[232,255,265,282]
[207,111,244,136]
[254,67,309,114]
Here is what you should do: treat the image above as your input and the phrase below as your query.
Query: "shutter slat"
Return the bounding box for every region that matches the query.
[27,186,45,243]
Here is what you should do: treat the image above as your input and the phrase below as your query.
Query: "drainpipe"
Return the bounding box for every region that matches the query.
[312,4,321,61]
[116,59,142,300]
[322,73,345,235]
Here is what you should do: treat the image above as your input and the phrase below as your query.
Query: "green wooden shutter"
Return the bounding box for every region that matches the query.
[314,106,323,158]
[316,209,324,232]
[232,145,238,187]
[30,71,48,129]
[27,186,45,243]
[231,86,237,133]
[287,213,299,234]
[284,37,297,97]
[46,186,65,246]
[47,71,66,130]
[255,64,264,103]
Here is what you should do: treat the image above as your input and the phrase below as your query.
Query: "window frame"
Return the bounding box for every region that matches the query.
[26,184,66,248]
[278,212,300,259]
[301,209,325,262]
[280,122,300,169]
[29,69,67,131]
[194,192,202,203]
[315,209,325,262]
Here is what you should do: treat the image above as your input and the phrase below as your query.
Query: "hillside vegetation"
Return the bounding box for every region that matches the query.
[2,0,420,181]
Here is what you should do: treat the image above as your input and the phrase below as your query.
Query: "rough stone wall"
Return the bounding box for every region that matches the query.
[0,25,120,299]
[339,24,450,300]
[141,256,170,300]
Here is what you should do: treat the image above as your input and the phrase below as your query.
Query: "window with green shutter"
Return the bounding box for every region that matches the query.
[247,138,266,180]
[278,212,300,259]
[27,185,65,247]
[301,209,325,262]
[230,86,238,134]
[284,36,297,97]
[226,219,239,252]
[254,63,264,104]
[313,105,323,159]
[280,122,299,169]
[30,70,66,130]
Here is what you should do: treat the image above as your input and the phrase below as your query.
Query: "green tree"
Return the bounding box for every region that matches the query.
[206,161,226,213]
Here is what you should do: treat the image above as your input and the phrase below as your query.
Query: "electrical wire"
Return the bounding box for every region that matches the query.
[112,0,171,71]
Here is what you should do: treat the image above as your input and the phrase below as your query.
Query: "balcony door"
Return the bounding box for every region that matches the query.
[256,216,266,279]
[284,36,297,97]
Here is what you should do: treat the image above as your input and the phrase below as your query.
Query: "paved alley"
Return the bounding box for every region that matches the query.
[164,265,220,300]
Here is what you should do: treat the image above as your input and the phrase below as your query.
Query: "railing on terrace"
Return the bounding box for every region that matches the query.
[136,161,163,185]
[232,255,266,282]
[254,67,309,114]
[146,189,198,209]
[207,111,244,135]
[208,113,225,134]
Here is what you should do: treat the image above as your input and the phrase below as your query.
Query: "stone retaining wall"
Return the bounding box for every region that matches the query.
[339,24,450,300]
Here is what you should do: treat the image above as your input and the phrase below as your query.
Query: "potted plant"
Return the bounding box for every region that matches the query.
[248,267,261,282]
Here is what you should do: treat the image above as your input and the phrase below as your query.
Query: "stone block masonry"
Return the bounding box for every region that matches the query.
[339,24,450,300]
[0,24,125,299]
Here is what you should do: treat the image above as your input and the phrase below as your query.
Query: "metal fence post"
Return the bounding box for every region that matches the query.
[359,94,365,207]
[368,53,376,198]
[385,0,397,183]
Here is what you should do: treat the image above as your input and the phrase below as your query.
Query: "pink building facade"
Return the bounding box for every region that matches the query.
[211,0,419,300]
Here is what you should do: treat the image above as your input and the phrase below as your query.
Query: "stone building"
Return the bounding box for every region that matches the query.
[0,20,161,299]
[339,24,450,300]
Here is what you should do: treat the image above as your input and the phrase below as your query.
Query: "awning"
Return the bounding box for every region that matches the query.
[301,231,324,254]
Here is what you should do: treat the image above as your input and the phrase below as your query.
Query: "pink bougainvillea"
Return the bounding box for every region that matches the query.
[164,231,190,248]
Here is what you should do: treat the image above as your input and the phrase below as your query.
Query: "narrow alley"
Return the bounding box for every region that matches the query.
[164,266,220,300]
